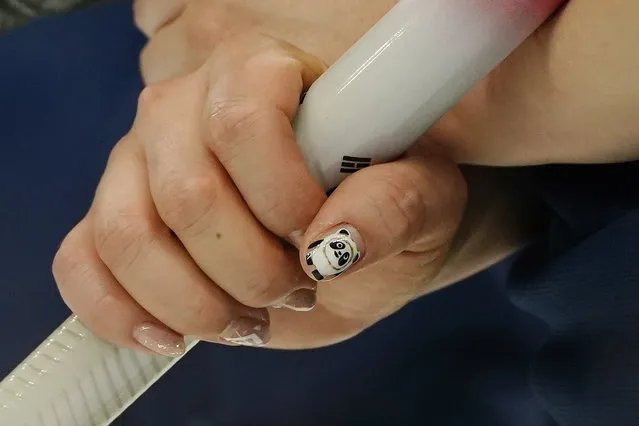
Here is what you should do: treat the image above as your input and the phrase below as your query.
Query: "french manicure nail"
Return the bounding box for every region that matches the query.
[273,288,317,312]
[220,317,270,347]
[133,323,185,357]
[303,225,364,281]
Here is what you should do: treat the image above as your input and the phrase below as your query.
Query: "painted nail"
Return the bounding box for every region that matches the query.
[220,317,270,347]
[303,225,364,281]
[133,323,185,357]
[273,288,317,312]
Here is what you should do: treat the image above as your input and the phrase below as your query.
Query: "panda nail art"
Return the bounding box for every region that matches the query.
[304,226,363,281]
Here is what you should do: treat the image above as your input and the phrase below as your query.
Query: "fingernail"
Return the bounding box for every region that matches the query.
[133,323,185,357]
[273,288,317,312]
[220,317,270,347]
[303,225,364,281]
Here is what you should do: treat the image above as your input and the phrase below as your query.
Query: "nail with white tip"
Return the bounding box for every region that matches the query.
[272,287,317,312]
[220,317,270,347]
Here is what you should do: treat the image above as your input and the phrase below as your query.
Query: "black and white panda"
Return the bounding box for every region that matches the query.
[305,228,360,280]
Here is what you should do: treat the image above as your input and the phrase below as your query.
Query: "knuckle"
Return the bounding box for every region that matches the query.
[134,0,186,37]
[136,83,171,115]
[93,208,157,269]
[132,0,151,35]
[376,174,426,240]
[105,137,130,166]
[52,235,86,289]
[244,48,299,80]
[155,173,218,234]
[206,99,266,156]
[138,43,156,84]
[74,289,135,347]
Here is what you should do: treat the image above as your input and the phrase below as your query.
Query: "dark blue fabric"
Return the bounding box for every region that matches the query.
[1,2,637,426]
[508,164,639,426]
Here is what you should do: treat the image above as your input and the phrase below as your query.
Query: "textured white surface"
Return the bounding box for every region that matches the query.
[0,316,198,425]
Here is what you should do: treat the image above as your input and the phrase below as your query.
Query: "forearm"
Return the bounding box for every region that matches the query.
[1,0,101,31]
[431,0,639,166]
[432,166,547,290]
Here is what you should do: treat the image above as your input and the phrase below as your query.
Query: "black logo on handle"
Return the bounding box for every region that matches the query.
[340,156,372,174]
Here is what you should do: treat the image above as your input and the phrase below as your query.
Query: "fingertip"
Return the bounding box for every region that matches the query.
[53,220,172,352]
[299,153,465,281]
[272,287,317,312]
[132,323,186,357]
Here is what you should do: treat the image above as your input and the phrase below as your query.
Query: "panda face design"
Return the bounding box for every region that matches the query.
[324,239,355,269]
[304,227,361,281]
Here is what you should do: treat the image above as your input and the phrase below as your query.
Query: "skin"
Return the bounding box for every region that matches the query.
[134,0,398,83]
[53,0,639,352]
[431,0,639,165]
[53,3,467,351]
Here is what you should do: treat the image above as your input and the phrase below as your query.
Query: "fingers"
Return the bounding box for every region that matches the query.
[142,29,330,240]
[56,33,333,355]
[135,77,314,308]
[300,145,467,282]
[53,218,186,357]
[202,37,328,239]
[90,138,271,344]
[139,16,203,84]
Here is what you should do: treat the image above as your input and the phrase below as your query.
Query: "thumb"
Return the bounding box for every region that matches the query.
[300,146,467,282]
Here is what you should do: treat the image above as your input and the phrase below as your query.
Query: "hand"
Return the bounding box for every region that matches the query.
[430,0,639,165]
[133,0,397,84]
[128,0,541,309]
[52,33,467,354]
[275,143,466,349]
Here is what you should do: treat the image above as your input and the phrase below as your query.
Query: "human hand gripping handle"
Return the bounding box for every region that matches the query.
[0,0,564,424]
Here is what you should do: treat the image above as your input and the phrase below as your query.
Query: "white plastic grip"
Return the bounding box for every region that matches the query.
[0,0,564,424]
[294,0,564,189]
[0,316,198,425]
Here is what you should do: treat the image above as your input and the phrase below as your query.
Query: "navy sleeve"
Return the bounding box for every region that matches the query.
[507,162,639,426]
[1,0,102,31]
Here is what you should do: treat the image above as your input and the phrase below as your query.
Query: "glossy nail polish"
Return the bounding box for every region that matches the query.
[303,225,363,281]
[133,324,185,357]
[220,317,270,347]
[273,288,317,312]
